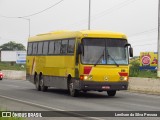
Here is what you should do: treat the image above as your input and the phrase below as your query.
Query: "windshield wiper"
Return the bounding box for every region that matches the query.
[94,49,119,67]
[106,50,119,67]
[94,50,105,66]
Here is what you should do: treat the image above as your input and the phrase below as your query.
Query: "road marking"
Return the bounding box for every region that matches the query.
[0,94,105,120]
[0,94,64,111]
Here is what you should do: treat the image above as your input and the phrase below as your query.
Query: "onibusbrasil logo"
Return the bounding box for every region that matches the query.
[1,112,42,118]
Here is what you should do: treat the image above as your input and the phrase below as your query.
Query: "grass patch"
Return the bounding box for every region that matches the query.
[129,60,157,78]
[129,60,140,77]
[138,70,157,78]
[0,62,26,71]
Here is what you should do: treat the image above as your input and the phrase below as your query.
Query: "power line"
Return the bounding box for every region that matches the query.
[128,36,158,43]
[128,28,158,37]
[130,37,157,43]
[133,42,157,47]
[91,0,137,21]
[0,0,64,18]
[65,0,137,29]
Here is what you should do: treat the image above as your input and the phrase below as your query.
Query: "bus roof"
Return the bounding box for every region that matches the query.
[28,30,127,42]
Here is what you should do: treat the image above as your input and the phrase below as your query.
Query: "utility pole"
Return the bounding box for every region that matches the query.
[88,0,91,30]
[157,0,160,77]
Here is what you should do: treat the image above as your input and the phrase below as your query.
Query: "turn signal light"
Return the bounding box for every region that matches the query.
[80,75,84,80]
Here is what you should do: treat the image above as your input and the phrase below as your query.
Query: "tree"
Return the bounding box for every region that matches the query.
[0,41,26,51]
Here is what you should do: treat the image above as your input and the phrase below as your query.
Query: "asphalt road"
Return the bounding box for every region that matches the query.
[0,79,160,120]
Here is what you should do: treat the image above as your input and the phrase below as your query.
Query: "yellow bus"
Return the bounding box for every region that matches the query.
[26,30,133,97]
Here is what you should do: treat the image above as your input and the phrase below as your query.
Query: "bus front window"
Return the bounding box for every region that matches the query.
[81,38,129,65]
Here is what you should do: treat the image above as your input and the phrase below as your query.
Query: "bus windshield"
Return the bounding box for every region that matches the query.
[81,38,129,65]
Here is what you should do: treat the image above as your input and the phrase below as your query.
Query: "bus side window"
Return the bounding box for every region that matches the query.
[61,40,68,54]
[43,41,49,55]
[68,39,75,53]
[37,42,43,55]
[27,43,33,55]
[33,42,38,55]
[55,41,61,54]
[48,41,54,54]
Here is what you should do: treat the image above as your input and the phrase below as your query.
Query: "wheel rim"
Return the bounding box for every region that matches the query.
[40,78,43,87]
[69,82,74,94]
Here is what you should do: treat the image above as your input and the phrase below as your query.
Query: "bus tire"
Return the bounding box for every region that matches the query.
[69,79,79,97]
[39,75,48,92]
[35,75,41,91]
[107,90,116,96]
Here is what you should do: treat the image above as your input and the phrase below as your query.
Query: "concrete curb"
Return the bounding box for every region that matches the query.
[128,77,160,95]
[1,70,26,80]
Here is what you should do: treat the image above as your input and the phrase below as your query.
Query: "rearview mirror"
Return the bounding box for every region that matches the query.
[125,43,133,57]
[129,47,133,57]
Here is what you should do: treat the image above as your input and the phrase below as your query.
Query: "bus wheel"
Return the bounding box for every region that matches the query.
[107,90,116,97]
[69,80,79,97]
[40,76,48,92]
[35,75,41,91]
[83,90,87,93]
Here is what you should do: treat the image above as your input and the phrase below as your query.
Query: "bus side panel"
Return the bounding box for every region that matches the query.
[43,56,75,76]
[43,76,68,89]
[41,56,75,89]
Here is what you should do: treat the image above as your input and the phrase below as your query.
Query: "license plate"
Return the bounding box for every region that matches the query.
[102,86,110,89]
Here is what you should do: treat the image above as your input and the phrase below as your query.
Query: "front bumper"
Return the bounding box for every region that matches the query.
[74,80,128,91]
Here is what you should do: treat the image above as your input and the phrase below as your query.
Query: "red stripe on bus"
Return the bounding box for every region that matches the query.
[84,66,92,74]
[119,72,128,76]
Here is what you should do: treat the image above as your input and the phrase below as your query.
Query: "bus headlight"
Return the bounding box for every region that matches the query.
[84,75,93,80]
[119,72,128,81]
[80,75,92,80]
[120,76,128,81]
[84,76,88,80]
[124,76,128,81]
